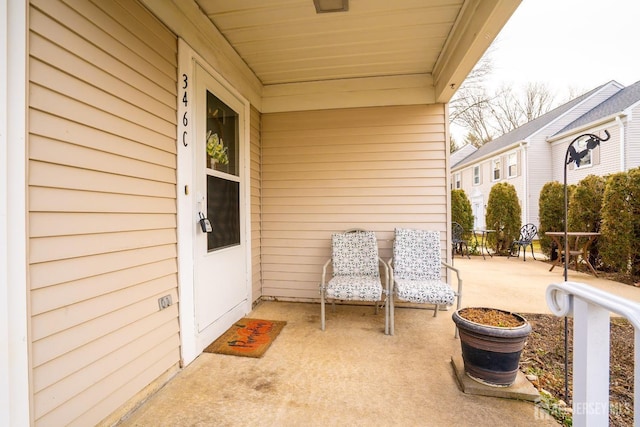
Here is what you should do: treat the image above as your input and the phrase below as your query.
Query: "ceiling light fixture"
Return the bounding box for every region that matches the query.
[313,0,349,13]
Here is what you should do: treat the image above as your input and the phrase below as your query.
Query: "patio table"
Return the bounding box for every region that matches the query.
[545,231,601,277]
[472,229,495,260]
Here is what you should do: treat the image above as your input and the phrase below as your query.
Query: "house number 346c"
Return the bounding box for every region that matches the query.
[182,73,189,147]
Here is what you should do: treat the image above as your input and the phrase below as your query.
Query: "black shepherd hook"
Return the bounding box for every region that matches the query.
[565,130,611,167]
[560,129,610,405]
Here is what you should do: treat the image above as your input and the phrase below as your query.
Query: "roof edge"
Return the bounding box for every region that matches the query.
[451,140,524,171]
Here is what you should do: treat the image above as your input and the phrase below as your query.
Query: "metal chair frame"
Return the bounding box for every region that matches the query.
[508,223,538,261]
[320,229,389,334]
[388,228,463,337]
[451,222,470,259]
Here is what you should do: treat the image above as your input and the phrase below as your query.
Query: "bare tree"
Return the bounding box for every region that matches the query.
[450,52,558,147]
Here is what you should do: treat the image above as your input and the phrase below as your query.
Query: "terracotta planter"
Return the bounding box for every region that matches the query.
[452,308,532,387]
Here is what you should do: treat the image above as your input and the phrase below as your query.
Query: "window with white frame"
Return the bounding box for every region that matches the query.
[508,152,518,178]
[492,158,501,181]
[454,173,461,189]
[473,165,480,185]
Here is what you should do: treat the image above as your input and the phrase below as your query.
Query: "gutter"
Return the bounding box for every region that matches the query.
[547,111,624,143]
[450,141,523,172]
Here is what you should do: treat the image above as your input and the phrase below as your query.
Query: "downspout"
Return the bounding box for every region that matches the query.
[520,140,528,225]
[615,115,625,172]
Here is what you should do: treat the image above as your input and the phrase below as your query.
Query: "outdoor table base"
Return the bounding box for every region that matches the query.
[545,232,600,277]
[472,229,495,260]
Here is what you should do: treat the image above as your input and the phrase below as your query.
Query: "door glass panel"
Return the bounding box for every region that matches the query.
[206,90,238,175]
[205,90,240,252]
[207,176,240,251]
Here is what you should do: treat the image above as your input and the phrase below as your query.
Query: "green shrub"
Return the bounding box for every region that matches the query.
[485,182,521,254]
[601,172,633,274]
[568,175,605,266]
[601,168,640,278]
[538,181,568,257]
[630,168,640,277]
[451,189,474,238]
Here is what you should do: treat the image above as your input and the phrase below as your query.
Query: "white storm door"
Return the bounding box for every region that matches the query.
[193,63,248,345]
[472,194,485,229]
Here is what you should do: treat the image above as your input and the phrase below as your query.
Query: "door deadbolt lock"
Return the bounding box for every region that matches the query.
[199,212,212,233]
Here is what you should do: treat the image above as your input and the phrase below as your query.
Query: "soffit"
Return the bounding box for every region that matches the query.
[194,0,520,102]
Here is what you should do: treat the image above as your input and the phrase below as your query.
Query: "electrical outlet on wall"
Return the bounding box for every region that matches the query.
[158,295,172,310]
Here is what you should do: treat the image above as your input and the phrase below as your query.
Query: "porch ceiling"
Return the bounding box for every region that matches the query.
[194,0,520,103]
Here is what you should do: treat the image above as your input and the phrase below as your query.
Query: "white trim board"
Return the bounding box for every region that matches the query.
[1,0,31,424]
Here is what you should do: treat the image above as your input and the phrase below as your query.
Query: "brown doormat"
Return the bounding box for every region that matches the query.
[203,318,286,358]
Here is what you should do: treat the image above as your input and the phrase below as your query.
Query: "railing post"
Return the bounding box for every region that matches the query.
[636,330,640,425]
[572,298,610,427]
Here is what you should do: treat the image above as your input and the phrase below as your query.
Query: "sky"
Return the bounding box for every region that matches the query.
[451,0,640,141]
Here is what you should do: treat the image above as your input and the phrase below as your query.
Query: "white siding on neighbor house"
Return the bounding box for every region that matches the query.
[250,106,262,303]
[627,105,640,170]
[504,149,526,223]
[524,136,551,228]
[261,105,449,300]
[455,146,529,227]
[29,1,179,425]
[596,124,622,174]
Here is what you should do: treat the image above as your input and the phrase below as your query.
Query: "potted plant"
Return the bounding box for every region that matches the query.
[452,307,532,387]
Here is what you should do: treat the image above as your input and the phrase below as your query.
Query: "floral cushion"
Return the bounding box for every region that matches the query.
[393,228,454,305]
[331,231,380,277]
[393,228,441,281]
[326,275,383,301]
[325,231,383,302]
[393,278,455,305]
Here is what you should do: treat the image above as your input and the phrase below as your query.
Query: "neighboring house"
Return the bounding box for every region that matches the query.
[450,79,640,230]
[1,1,520,425]
[549,80,640,183]
[451,144,477,189]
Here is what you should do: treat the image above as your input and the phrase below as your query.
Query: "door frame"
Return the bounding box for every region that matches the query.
[1,0,31,423]
[176,39,252,365]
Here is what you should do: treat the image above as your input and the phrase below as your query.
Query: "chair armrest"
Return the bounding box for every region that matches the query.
[321,258,331,289]
[441,261,463,309]
[378,257,390,294]
[387,258,394,293]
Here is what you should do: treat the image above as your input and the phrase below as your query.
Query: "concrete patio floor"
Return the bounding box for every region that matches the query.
[118,255,639,426]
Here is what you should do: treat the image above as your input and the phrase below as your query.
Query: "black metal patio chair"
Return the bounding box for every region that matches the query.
[508,223,538,261]
[451,222,470,259]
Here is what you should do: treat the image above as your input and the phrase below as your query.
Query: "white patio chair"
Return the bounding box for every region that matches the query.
[320,229,389,334]
[388,228,463,336]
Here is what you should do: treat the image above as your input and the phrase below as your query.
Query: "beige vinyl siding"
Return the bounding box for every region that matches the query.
[250,105,262,303]
[261,105,448,299]
[29,1,179,426]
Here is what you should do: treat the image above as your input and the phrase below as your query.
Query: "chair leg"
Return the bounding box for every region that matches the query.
[530,244,536,260]
[390,295,395,335]
[523,244,526,261]
[384,296,389,335]
[321,289,326,331]
[433,304,439,317]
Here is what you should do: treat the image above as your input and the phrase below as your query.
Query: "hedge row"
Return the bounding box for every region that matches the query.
[452,183,522,256]
[538,168,640,279]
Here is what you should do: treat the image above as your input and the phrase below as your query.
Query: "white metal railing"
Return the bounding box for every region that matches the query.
[546,281,640,427]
